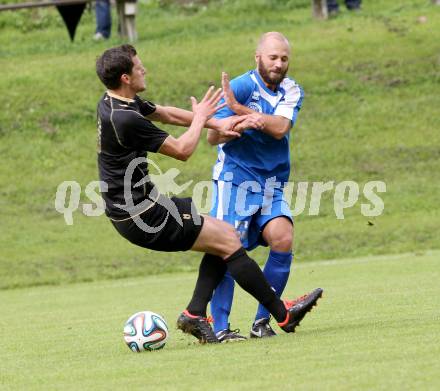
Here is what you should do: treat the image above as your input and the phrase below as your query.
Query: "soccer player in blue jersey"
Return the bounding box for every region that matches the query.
[207,32,310,342]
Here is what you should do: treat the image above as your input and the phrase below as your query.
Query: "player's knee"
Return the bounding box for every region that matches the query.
[269,233,292,252]
[218,223,241,253]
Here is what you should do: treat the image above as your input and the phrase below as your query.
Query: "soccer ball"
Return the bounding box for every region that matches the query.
[123,311,169,352]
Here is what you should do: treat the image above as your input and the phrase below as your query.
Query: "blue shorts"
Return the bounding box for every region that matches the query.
[210,180,293,251]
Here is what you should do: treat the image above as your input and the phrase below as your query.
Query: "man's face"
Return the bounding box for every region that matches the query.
[127,55,146,92]
[256,39,290,87]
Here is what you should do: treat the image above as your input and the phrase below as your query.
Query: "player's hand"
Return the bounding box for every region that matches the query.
[215,116,247,138]
[232,113,265,132]
[222,72,239,110]
[190,86,226,121]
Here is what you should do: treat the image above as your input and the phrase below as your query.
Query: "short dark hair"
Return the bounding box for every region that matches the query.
[96,44,137,89]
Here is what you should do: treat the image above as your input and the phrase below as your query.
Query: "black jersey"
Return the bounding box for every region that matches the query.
[97,91,169,221]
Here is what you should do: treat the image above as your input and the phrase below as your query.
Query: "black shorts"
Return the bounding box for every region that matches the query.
[111,196,204,252]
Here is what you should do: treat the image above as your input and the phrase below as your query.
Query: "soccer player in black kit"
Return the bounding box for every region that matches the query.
[96,44,322,344]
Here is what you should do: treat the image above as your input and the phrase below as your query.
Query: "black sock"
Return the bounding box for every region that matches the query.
[225,248,287,323]
[186,253,227,317]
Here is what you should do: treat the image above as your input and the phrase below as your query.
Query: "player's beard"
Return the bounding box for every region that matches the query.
[257,58,288,87]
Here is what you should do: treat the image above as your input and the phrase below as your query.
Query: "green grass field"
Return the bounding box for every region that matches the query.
[1,251,439,390]
[0,0,439,289]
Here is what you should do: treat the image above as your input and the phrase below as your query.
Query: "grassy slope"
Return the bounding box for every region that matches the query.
[0,0,439,289]
[0,251,439,390]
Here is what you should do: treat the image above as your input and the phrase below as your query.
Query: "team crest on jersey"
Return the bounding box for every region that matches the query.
[251,91,260,101]
[247,102,262,113]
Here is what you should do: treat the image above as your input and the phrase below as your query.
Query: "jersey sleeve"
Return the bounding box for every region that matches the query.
[274,80,304,126]
[113,110,169,152]
[134,96,157,117]
[214,73,254,119]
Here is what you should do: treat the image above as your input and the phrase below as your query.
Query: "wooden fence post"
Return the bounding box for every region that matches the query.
[312,0,328,20]
[116,0,137,42]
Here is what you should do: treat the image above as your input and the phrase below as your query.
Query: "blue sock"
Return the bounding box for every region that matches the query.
[254,250,293,322]
[210,271,235,334]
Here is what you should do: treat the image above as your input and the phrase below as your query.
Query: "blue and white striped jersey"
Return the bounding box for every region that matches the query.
[213,70,304,188]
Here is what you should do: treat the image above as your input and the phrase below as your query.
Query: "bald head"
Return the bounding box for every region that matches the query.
[256,32,291,55]
[255,32,291,89]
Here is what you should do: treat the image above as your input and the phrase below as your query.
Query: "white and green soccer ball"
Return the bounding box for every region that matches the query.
[123,311,169,352]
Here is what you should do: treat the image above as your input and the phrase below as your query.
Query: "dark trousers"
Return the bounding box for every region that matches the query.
[327,0,362,12]
[95,0,112,38]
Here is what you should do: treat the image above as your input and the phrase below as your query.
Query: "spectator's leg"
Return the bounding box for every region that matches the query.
[327,0,340,13]
[95,0,112,39]
[345,0,361,10]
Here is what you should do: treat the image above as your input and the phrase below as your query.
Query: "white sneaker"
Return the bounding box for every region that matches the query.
[93,32,105,41]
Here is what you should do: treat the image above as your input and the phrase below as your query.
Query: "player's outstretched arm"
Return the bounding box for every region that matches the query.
[145,100,241,139]
[222,72,292,140]
[157,87,225,161]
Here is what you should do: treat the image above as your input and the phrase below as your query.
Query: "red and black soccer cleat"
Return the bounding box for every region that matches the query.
[278,288,323,333]
[177,310,219,344]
